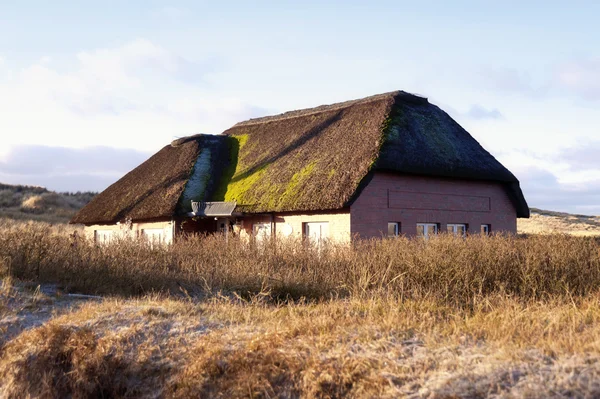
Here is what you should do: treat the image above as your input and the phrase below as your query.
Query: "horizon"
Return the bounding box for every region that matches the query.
[1,1,599,214]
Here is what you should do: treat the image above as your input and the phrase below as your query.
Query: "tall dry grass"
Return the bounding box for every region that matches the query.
[1,220,599,306]
[3,220,600,397]
[4,294,600,398]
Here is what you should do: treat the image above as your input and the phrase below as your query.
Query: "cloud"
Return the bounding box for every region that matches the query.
[479,58,600,102]
[11,38,215,118]
[556,57,600,100]
[434,100,505,122]
[479,67,545,96]
[464,104,503,120]
[0,145,151,192]
[514,166,600,215]
[555,140,600,170]
[0,38,266,155]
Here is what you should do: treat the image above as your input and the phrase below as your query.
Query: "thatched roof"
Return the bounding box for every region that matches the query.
[72,90,529,224]
[71,134,233,224]
[221,91,529,217]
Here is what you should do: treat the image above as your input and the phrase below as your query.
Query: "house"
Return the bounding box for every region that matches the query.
[71,91,529,244]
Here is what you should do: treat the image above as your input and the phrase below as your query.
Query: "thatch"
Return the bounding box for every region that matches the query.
[71,135,231,224]
[72,90,529,224]
[221,91,529,217]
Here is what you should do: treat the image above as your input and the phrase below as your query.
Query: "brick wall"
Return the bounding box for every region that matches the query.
[350,173,518,238]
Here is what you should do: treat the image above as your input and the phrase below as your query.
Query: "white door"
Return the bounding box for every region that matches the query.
[305,222,329,244]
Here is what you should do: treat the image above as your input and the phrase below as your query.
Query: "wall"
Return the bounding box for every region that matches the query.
[83,219,176,244]
[239,210,351,243]
[350,173,518,238]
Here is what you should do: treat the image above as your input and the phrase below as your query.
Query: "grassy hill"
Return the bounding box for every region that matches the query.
[0,183,96,223]
[518,208,600,236]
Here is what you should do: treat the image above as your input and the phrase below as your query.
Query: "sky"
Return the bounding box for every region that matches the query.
[0,1,599,214]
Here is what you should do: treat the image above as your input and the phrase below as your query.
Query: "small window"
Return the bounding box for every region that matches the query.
[94,230,113,244]
[253,223,271,241]
[387,222,400,237]
[141,228,164,245]
[481,224,491,235]
[304,222,329,244]
[447,224,467,237]
[417,223,438,239]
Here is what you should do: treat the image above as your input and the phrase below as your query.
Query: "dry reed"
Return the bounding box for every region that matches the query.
[0,220,599,307]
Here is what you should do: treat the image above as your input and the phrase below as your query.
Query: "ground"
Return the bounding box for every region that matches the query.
[2,279,600,397]
[1,204,600,397]
[518,208,600,236]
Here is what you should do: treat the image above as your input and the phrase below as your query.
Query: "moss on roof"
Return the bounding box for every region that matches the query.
[221,90,528,216]
[72,90,529,224]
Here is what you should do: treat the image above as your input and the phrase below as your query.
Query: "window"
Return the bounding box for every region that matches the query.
[417,223,438,239]
[94,230,113,244]
[304,222,329,244]
[253,223,271,241]
[447,224,467,237]
[387,222,400,237]
[481,224,491,235]
[141,228,164,245]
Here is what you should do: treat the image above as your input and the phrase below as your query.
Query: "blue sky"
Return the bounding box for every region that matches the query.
[1,1,599,214]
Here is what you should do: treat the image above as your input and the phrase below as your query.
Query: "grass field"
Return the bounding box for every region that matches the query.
[518,208,600,236]
[1,219,600,397]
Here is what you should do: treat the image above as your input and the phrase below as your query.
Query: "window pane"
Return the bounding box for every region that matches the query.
[388,222,398,237]
[458,225,466,236]
[417,224,425,236]
[447,224,455,233]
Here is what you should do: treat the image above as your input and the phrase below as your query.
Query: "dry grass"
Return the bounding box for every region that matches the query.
[1,220,600,397]
[518,208,600,236]
[0,183,94,223]
[3,292,600,397]
[1,219,600,305]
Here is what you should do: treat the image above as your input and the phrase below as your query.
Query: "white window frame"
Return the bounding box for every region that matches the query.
[304,222,330,245]
[141,228,164,246]
[447,223,467,237]
[417,223,438,239]
[387,222,400,237]
[481,224,491,235]
[94,229,113,244]
[253,223,272,241]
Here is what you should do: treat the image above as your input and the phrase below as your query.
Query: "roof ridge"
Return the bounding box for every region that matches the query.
[170,133,225,147]
[230,90,427,129]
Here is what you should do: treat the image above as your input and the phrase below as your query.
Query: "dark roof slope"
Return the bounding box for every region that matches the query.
[221,91,529,217]
[71,135,231,224]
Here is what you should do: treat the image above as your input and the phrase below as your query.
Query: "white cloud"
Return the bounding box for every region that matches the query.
[0,39,264,159]
[479,59,600,102]
[512,165,600,215]
[464,105,503,120]
[557,58,600,100]
[0,145,150,192]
